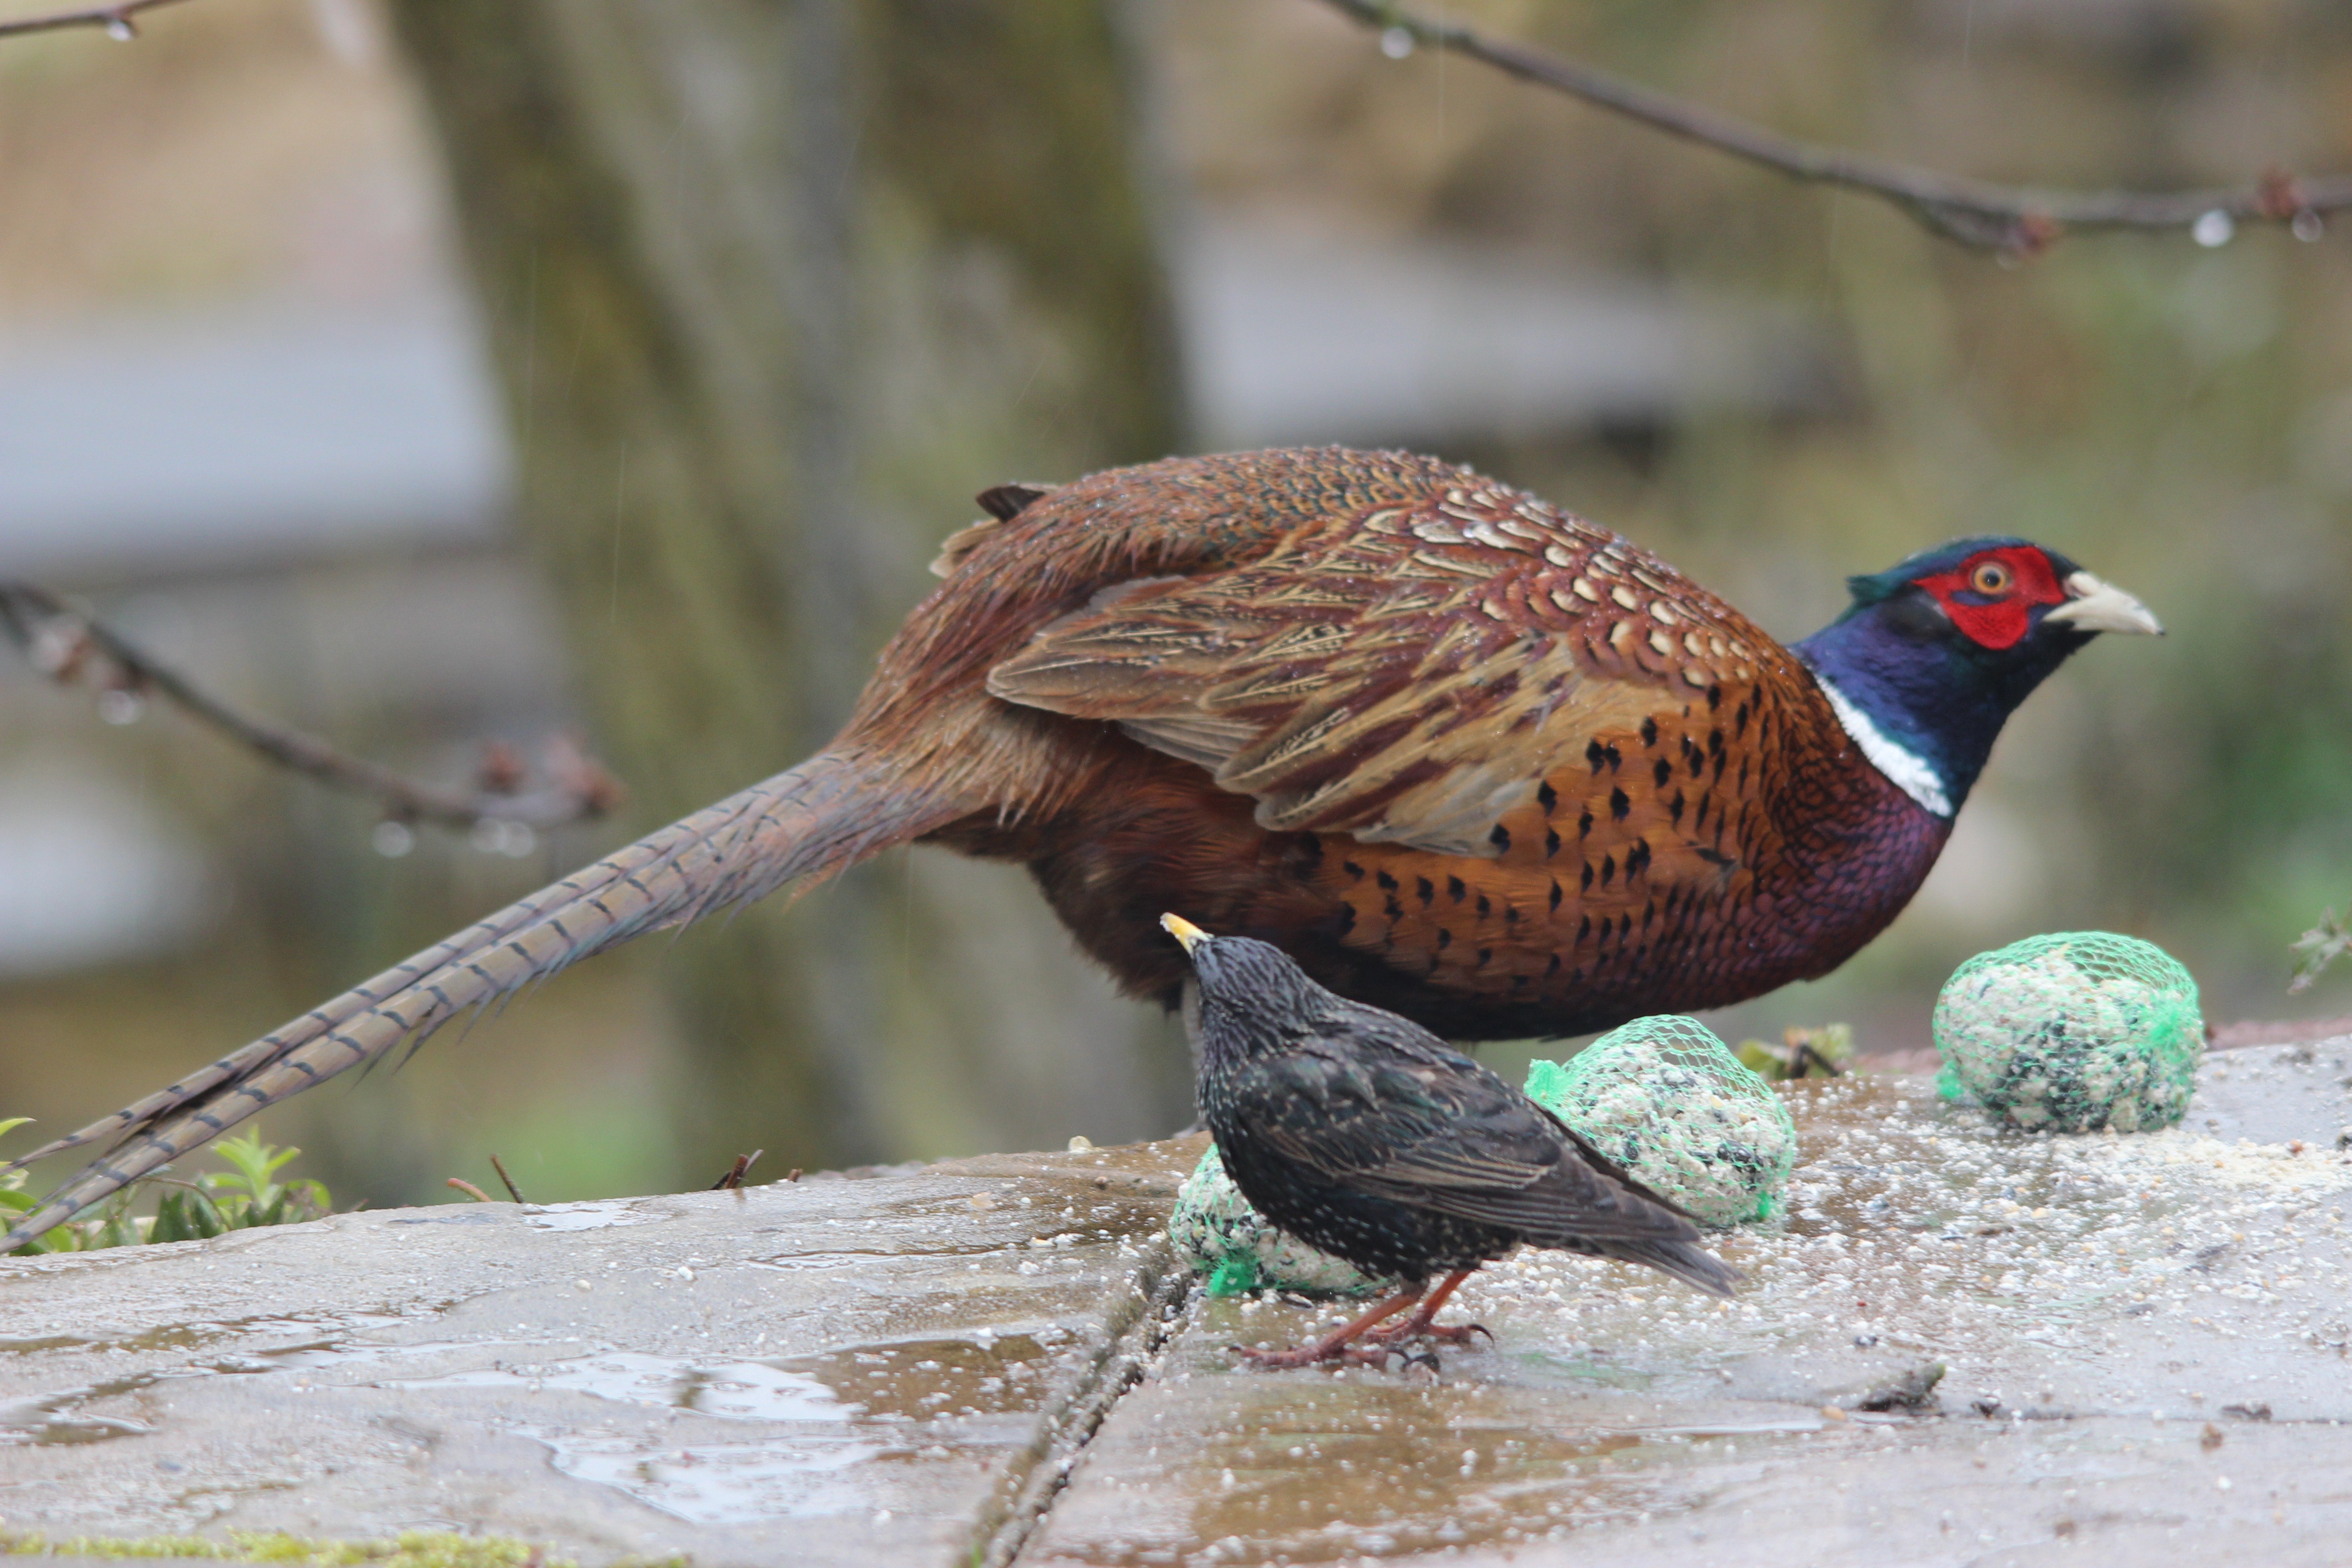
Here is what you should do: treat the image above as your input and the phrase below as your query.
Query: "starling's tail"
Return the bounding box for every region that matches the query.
[2,750,952,1252]
[1599,1236,1744,1299]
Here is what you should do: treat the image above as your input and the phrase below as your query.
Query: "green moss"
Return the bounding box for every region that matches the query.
[0,1531,652,1568]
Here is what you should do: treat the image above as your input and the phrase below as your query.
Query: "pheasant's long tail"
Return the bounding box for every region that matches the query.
[2,750,947,1252]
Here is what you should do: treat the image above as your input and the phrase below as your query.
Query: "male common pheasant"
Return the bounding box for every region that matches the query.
[2,447,2157,1246]
[1166,912,1736,1368]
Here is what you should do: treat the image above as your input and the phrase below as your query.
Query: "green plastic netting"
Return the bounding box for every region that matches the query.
[1932,931,2202,1133]
[1523,1015,1797,1228]
[1168,1142,1381,1297]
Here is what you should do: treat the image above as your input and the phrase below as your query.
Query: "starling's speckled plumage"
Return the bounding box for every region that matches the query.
[1166,914,1739,1367]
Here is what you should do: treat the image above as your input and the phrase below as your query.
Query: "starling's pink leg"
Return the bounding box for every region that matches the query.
[1232,1283,1426,1369]
[1364,1268,1491,1347]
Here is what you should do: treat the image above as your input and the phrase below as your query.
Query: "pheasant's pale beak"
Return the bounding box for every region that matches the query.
[2045,571,2163,636]
[1161,912,1210,953]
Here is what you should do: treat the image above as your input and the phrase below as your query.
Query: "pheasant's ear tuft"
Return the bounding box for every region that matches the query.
[1842,568,1904,609]
[976,482,1056,522]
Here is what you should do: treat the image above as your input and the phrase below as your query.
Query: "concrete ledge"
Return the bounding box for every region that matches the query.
[7,1045,2351,1567]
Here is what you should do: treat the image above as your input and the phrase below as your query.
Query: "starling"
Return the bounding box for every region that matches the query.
[1164,912,1740,1368]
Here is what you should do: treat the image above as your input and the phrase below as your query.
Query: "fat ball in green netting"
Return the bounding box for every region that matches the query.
[1167,1142,1381,1296]
[1932,931,2201,1132]
[1522,1015,1797,1228]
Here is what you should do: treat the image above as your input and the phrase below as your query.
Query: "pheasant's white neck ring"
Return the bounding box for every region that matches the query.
[1813,675,1955,819]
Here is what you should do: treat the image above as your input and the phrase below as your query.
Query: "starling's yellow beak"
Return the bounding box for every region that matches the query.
[1160,912,1210,953]
[2045,571,2163,636]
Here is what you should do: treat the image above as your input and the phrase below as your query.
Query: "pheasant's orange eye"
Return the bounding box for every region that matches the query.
[1970,561,2013,595]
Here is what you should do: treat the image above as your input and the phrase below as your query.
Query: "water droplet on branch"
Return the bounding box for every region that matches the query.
[471,818,537,858]
[2293,209,2325,243]
[104,17,137,41]
[1380,26,1416,59]
[2192,211,2234,248]
[96,688,144,725]
[372,821,415,858]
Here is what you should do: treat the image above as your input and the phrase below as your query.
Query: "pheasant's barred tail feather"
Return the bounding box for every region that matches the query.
[2,751,941,1252]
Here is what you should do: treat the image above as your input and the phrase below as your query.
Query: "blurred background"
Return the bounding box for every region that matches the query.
[1,0,2347,1211]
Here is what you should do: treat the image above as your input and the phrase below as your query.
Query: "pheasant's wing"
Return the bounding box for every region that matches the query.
[985,475,1785,858]
[1226,1019,1701,1245]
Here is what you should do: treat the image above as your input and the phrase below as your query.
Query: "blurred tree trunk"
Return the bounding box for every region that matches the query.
[388,0,1189,1174]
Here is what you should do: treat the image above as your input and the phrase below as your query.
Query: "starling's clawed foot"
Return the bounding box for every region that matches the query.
[1230,1339,1397,1371]
[1366,1316,1492,1348]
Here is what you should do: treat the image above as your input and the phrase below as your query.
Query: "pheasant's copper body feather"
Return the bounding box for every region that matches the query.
[924,448,1945,1035]
[4,447,2151,1247]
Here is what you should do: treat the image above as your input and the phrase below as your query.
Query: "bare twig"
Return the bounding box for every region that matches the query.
[1317,0,2352,255]
[710,1150,764,1191]
[0,580,625,833]
[446,1177,494,1203]
[0,0,194,40]
[488,1153,528,1204]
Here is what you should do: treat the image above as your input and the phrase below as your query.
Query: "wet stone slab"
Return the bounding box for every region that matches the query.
[0,1140,1196,1568]
[5,1043,2352,1568]
[1029,1043,2352,1567]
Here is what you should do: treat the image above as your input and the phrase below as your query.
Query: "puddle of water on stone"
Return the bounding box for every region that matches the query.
[377,1334,1066,1524]
[530,1429,889,1525]
[392,1352,846,1423]
[1154,1384,1698,1563]
[0,1314,364,1360]
[0,1371,164,1446]
[0,1312,439,1446]
[521,1200,660,1232]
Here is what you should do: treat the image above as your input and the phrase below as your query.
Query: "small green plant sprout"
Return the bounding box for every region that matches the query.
[3,1119,331,1255]
[2290,906,2351,994]
[1735,1022,1855,1081]
[202,1127,332,1225]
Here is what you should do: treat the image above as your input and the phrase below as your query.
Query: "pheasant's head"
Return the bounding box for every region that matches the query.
[1793,538,2160,818]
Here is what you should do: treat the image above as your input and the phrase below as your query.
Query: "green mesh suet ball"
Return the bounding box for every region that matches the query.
[1933,932,2202,1133]
[1523,1015,1796,1228]
[1166,1142,1381,1296]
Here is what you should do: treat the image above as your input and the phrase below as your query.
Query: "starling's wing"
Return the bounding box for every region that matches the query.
[985,473,1788,859]
[1226,1024,1702,1245]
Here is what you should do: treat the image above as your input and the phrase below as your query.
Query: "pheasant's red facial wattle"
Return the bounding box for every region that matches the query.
[1912,546,2067,650]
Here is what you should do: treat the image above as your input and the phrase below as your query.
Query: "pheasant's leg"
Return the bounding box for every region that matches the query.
[1232,1284,1425,1369]
[1363,1268,1490,1347]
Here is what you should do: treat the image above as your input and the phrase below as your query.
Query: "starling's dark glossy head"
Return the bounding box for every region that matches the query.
[1163,913,1339,1060]
[1792,538,2159,818]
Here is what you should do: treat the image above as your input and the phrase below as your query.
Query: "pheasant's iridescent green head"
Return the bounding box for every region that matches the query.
[1798,538,2160,818]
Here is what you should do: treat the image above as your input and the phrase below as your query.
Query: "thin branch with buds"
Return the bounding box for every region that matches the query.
[0,580,625,834]
[0,0,195,41]
[1318,0,2352,255]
